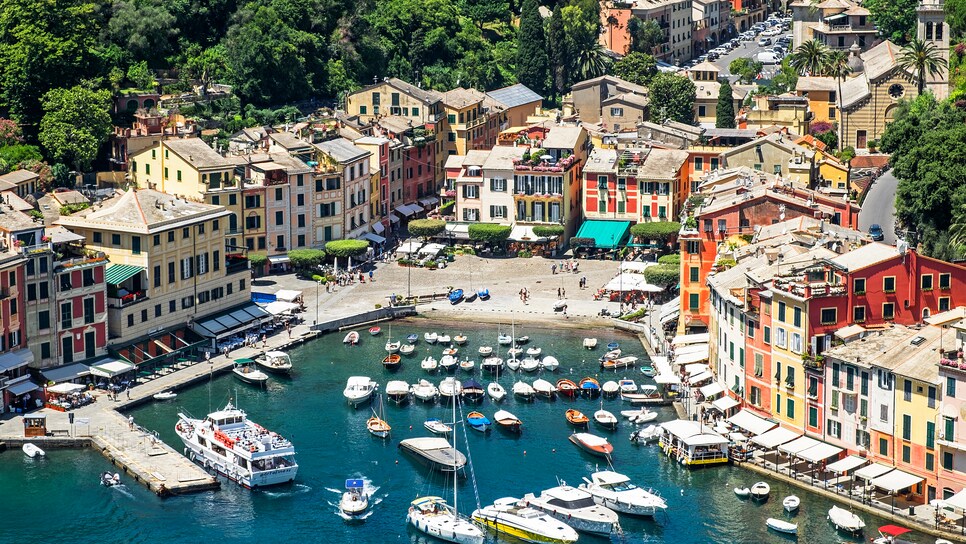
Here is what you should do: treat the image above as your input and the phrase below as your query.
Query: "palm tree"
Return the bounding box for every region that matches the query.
[823,50,852,149]
[573,42,613,81]
[789,40,829,76]
[897,38,948,95]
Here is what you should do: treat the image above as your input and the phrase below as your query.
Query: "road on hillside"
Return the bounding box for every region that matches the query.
[712,32,792,82]
[858,169,900,245]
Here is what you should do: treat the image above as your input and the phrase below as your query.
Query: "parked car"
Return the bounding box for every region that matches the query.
[758,37,772,46]
[869,224,885,241]
[756,51,779,64]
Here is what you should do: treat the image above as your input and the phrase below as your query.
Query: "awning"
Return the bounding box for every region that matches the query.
[419,243,445,256]
[943,488,966,511]
[46,226,85,244]
[105,264,144,285]
[398,241,423,254]
[46,383,86,394]
[871,469,924,492]
[712,396,740,412]
[419,196,440,207]
[509,225,548,243]
[6,379,39,396]
[264,301,299,315]
[728,409,777,435]
[389,213,400,224]
[41,362,91,384]
[363,232,386,244]
[574,220,631,249]
[604,273,663,292]
[827,455,869,474]
[444,223,470,240]
[395,204,418,217]
[683,433,729,447]
[0,349,33,372]
[620,261,652,273]
[778,435,823,456]
[191,303,272,339]
[654,373,681,384]
[835,324,867,340]
[675,348,710,366]
[684,363,709,375]
[661,309,680,324]
[267,255,290,264]
[752,427,801,449]
[690,370,713,384]
[275,289,302,302]
[672,333,710,345]
[675,343,710,356]
[372,221,386,234]
[854,462,894,481]
[699,382,725,398]
[90,360,136,378]
[797,442,844,463]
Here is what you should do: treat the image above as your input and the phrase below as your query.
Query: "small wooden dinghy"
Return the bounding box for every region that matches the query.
[369,326,381,336]
[367,416,391,438]
[383,353,401,370]
[766,518,798,535]
[487,382,506,401]
[750,481,770,500]
[566,409,589,427]
[493,409,522,433]
[556,379,578,398]
[782,495,800,512]
[423,418,452,435]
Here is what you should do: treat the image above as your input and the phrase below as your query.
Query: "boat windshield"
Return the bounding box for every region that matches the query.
[252,455,296,472]
[604,481,637,492]
[547,497,596,509]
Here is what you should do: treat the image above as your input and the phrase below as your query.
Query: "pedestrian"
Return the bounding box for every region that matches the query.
[286,323,292,338]
[261,334,267,348]
[557,287,562,298]
[205,351,211,363]
[126,388,131,400]
[551,264,557,275]
[562,288,566,298]
[128,415,134,430]
[369,269,374,282]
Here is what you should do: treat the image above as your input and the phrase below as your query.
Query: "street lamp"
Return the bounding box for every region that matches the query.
[316,279,321,326]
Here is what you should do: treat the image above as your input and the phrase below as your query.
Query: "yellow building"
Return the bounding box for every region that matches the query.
[56,189,251,344]
[687,62,751,127]
[768,290,809,432]
[795,135,850,192]
[441,87,491,157]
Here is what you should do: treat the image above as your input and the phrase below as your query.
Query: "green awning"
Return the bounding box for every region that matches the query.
[105,264,144,285]
[575,220,631,249]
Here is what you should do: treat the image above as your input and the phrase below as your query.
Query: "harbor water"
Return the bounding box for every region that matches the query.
[0,320,934,543]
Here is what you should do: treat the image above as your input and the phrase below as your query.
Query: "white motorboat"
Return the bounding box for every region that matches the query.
[579,470,668,517]
[343,331,360,345]
[601,381,620,397]
[473,497,578,544]
[734,487,751,498]
[540,356,559,371]
[343,376,378,407]
[424,418,452,435]
[522,484,621,536]
[750,481,770,500]
[600,349,621,361]
[583,338,598,349]
[459,359,475,372]
[766,518,798,535]
[425,332,439,344]
[487,382,507,402]
[828,505,865,533]
[422,356,439,373]
[438,334,452,344]
[520,357,540,372]
[621,384,662,404]
[618,379,638,394]
[621,407,657,424]
[385,340,401,353]
[526,347,542,357]
[480,357,504,373]
[340,478,369,516]
[255,350,293,374]
[594,409,619,430]
[22,443,45,458]
[506,358,521,371]
[232,359,269,386]
[411,380,440,402]
[386,380,411,404]
[439,377,462,400]
[507,347,523,357]
[629,425,660,444]
[399,344,416,356]
[601,356,638,370]
[497,334,513,346]
[100,471,121,486]
[532,379,555,399]
[453,334,467,345]
[440,355,458,372]
[175,401,297,488]
[478,346,493,356]
[153,391,177,400]
[399,437,467,473]
[512,381,535,401]
[783,495,800,512]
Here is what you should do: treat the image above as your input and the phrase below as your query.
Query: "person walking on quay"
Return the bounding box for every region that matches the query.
[369,269,374,282]
[261,334,267,349]
[551,264,557,275]
[557,287,562,298]
[562,287,566,298]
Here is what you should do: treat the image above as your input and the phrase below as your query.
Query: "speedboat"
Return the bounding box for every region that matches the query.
[440,355,458,372]
[556,379,578,398]
[153,391,177,401]
[100,471,121,486]
[515,336,530,344]
[621,385,662,404]
[232,359,269,386]
[343,331,360,345]
[629,425,660,444]
[766,518,798,535]
[540,356,559,371]
[461,379,485,403]
[424,418,452,435]
[498,333,512,345]
[583,338,598,349]
[343,376,378,407]
[466,411,491,432]
[640,364,656,377]
[493,410,522,433]
[22,443,45,458]
[421,356,439,373]
[601,381,620,398]
[385,340,401,353]
[411,380,439,402]
[406,333,419,344]
[523,484,620,536]
[783,495,800,512]
[480,380,503,400]
[566,409,589,427]
[599,349,621,362]
[407,496,483,544]
[618,379,638,394]
[750,481,770,501]
[512,381,535,401]
[507,347,523,357]
[341,479,369,516]
[579,471,667,516]
[506,358,521,371]
[734,487,751,498]
[828,505,865,533]
[386,380,411,404]
[478,346,493,356]
[255,350,293,374]
[525,347,542,357]
[533,379,555,399]
[439,377,462,401]
[367,415,391,439]
[438,334,452,344]
[442,347,459,357]
[382,354,401,371]
[601,356,638,370]
[872,525,914,544]
[476,288,490,301]
[520,357,540,372]
[459,359,475,372]
[480,356,504,373]
[594,408,618,430]
[425,332,439,344]
[369,326,381,336]
[454,334,467,345]
[399,343,416,356]
[473,497,578,544]
[398,438,467,474]
[621,407,657,424]
[448,289,464,304]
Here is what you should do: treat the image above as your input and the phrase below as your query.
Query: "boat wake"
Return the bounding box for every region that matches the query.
[110,484,136,499]
[261,483,312,498]
[327,477,383,521]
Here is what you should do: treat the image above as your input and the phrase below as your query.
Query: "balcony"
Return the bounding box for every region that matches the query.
[513,153,579,173]
[772,277,847,298]
[803,355,826,373]
[108,291,148,309]
[939,358,966,374]
[20,242,52,255]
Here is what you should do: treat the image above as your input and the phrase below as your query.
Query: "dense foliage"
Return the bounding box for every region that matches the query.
[657,254,680,266]
[864,0,919,44]
[729,58,762,84]
[408,218,447,238]
[647,74,695,124]
[611,52,657,86]
[325,239,369,257]
[716,81,735,129]
[630,221,681,243]
[643,264,678,287]
[531,224,565,237]
[468,222,512,242]
[288,249,327,271]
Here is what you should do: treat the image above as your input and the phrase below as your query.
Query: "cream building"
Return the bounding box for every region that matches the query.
[313,138,372,241]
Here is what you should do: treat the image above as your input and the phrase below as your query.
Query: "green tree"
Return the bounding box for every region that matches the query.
[126,61,155,91]
[563,0,606,81]
[716,80,736,128]
[946,0,966,38]
[648,73,695,124]
[630,221,681,244]
[759,57,800,94]
[461,0,509,31]
[181,44,231,98]
[611,52,657,85]
[729,57,763,84]
[643,264,678,287]
[288,249,327,272]
[408,219,446,239]
[38,86,112,171]
[325,239,369,258]
[248,252,268,269]
[627,18,664,55]
[516,0,549,94]
[547,6,568,99]
[108,0,179,65]
[0,144,42,167]
[897,38,949,94]
[864,0,919,44]
[531,225,565,238]
[51,163,72,187]
[789,40,829,76]
[823,49,851,145]
[468,223,512,243]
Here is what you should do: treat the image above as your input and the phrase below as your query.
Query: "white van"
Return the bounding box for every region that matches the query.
[757,51,779,64]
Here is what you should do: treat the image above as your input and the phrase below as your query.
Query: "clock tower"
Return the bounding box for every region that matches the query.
[917,0,950,99]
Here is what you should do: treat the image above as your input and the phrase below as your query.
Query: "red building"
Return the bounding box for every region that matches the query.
[582,147,690,225]
[744,286,774,418]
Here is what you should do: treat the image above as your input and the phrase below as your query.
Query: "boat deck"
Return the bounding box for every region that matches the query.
[399,437,466,470]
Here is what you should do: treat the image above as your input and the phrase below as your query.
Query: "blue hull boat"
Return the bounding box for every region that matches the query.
[448,289,464,304]
[607,342,620,350]
[406,334,419,344]
[466,411,491,432]
[477,288,490,300]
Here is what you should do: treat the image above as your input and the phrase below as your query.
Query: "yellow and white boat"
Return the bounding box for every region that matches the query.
[472,497,579,544]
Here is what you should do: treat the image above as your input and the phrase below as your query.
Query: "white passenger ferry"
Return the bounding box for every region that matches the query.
[175,401,298,488]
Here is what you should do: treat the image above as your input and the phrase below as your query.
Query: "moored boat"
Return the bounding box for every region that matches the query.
[367,415,391,439]
[493,410,522,433]
[399,343,416,356]
[442,347,459,357]
[523,484,620,536]
[398,437,467,473]
[618,378,638,394]
[340,479,369,516]
[583,338,598,349]
[593,408,618,430]
[22,443,45,458]
[385,340,401,354]
[556,379,578,398]
[520,356,540,372]
[507,347,523,357]
[476,288,490,300]
[766,518,798,535]
[750,481,770,501]
[734,487,750,498]
[570,432,614,457]
[386,380,411,404]
[512,381,535,401]
[232,359,269,386]
[478,345,493,356]
[424,418,452,435]
[343,376,378,407]
[525,347,542,357]
[579,470,667,516]
[382,353,401,371]
[533,379,555,399]
[369,326,381,336]
[599,349,621,362]
[601,356,638,370]
[515,336,530,344]
[407,495,483,544]
[440,355,458,372]
[640,364,656,377]
[601,381,620,398]
[421,356,439,373]
[480,356,504,373]
[454,334,467,345]
[540,356,559,371]
[406,333,419,344]
[343,331,360,345]
[497,333,513,345]
[255,350,293,374]
[411,380,440,402]
[783,495,800,512]
[439,377,462,401]
[566,409,590,427]
[466,411,491,432]
[425,332,439,344]
[606,342,619,350]
[448,289,464,304]
[100,471,121,486]
[472,497,578,544]
[579,377,600,398]
[461,379,485,403]
[828,506,865,533]
[153,391,177,400]
[506,357,521,371]
[487,382,507,401]
[629,425,660,444]
[621,384,663,404]
[459,358,475,372]
[438,334,452,344]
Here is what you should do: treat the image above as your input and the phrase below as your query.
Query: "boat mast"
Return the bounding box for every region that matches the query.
[452,386,458,518]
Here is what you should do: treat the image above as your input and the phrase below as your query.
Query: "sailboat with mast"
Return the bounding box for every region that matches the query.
[406,394,484,544]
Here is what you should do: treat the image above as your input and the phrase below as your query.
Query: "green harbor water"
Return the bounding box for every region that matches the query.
[0,320,935,543]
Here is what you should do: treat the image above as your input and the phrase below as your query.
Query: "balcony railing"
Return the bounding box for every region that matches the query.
[20,242,52,255]
[772,278,847,298]
[108,291,148,309]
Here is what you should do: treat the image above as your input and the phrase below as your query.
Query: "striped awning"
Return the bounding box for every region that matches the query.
[105,264,144,285]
